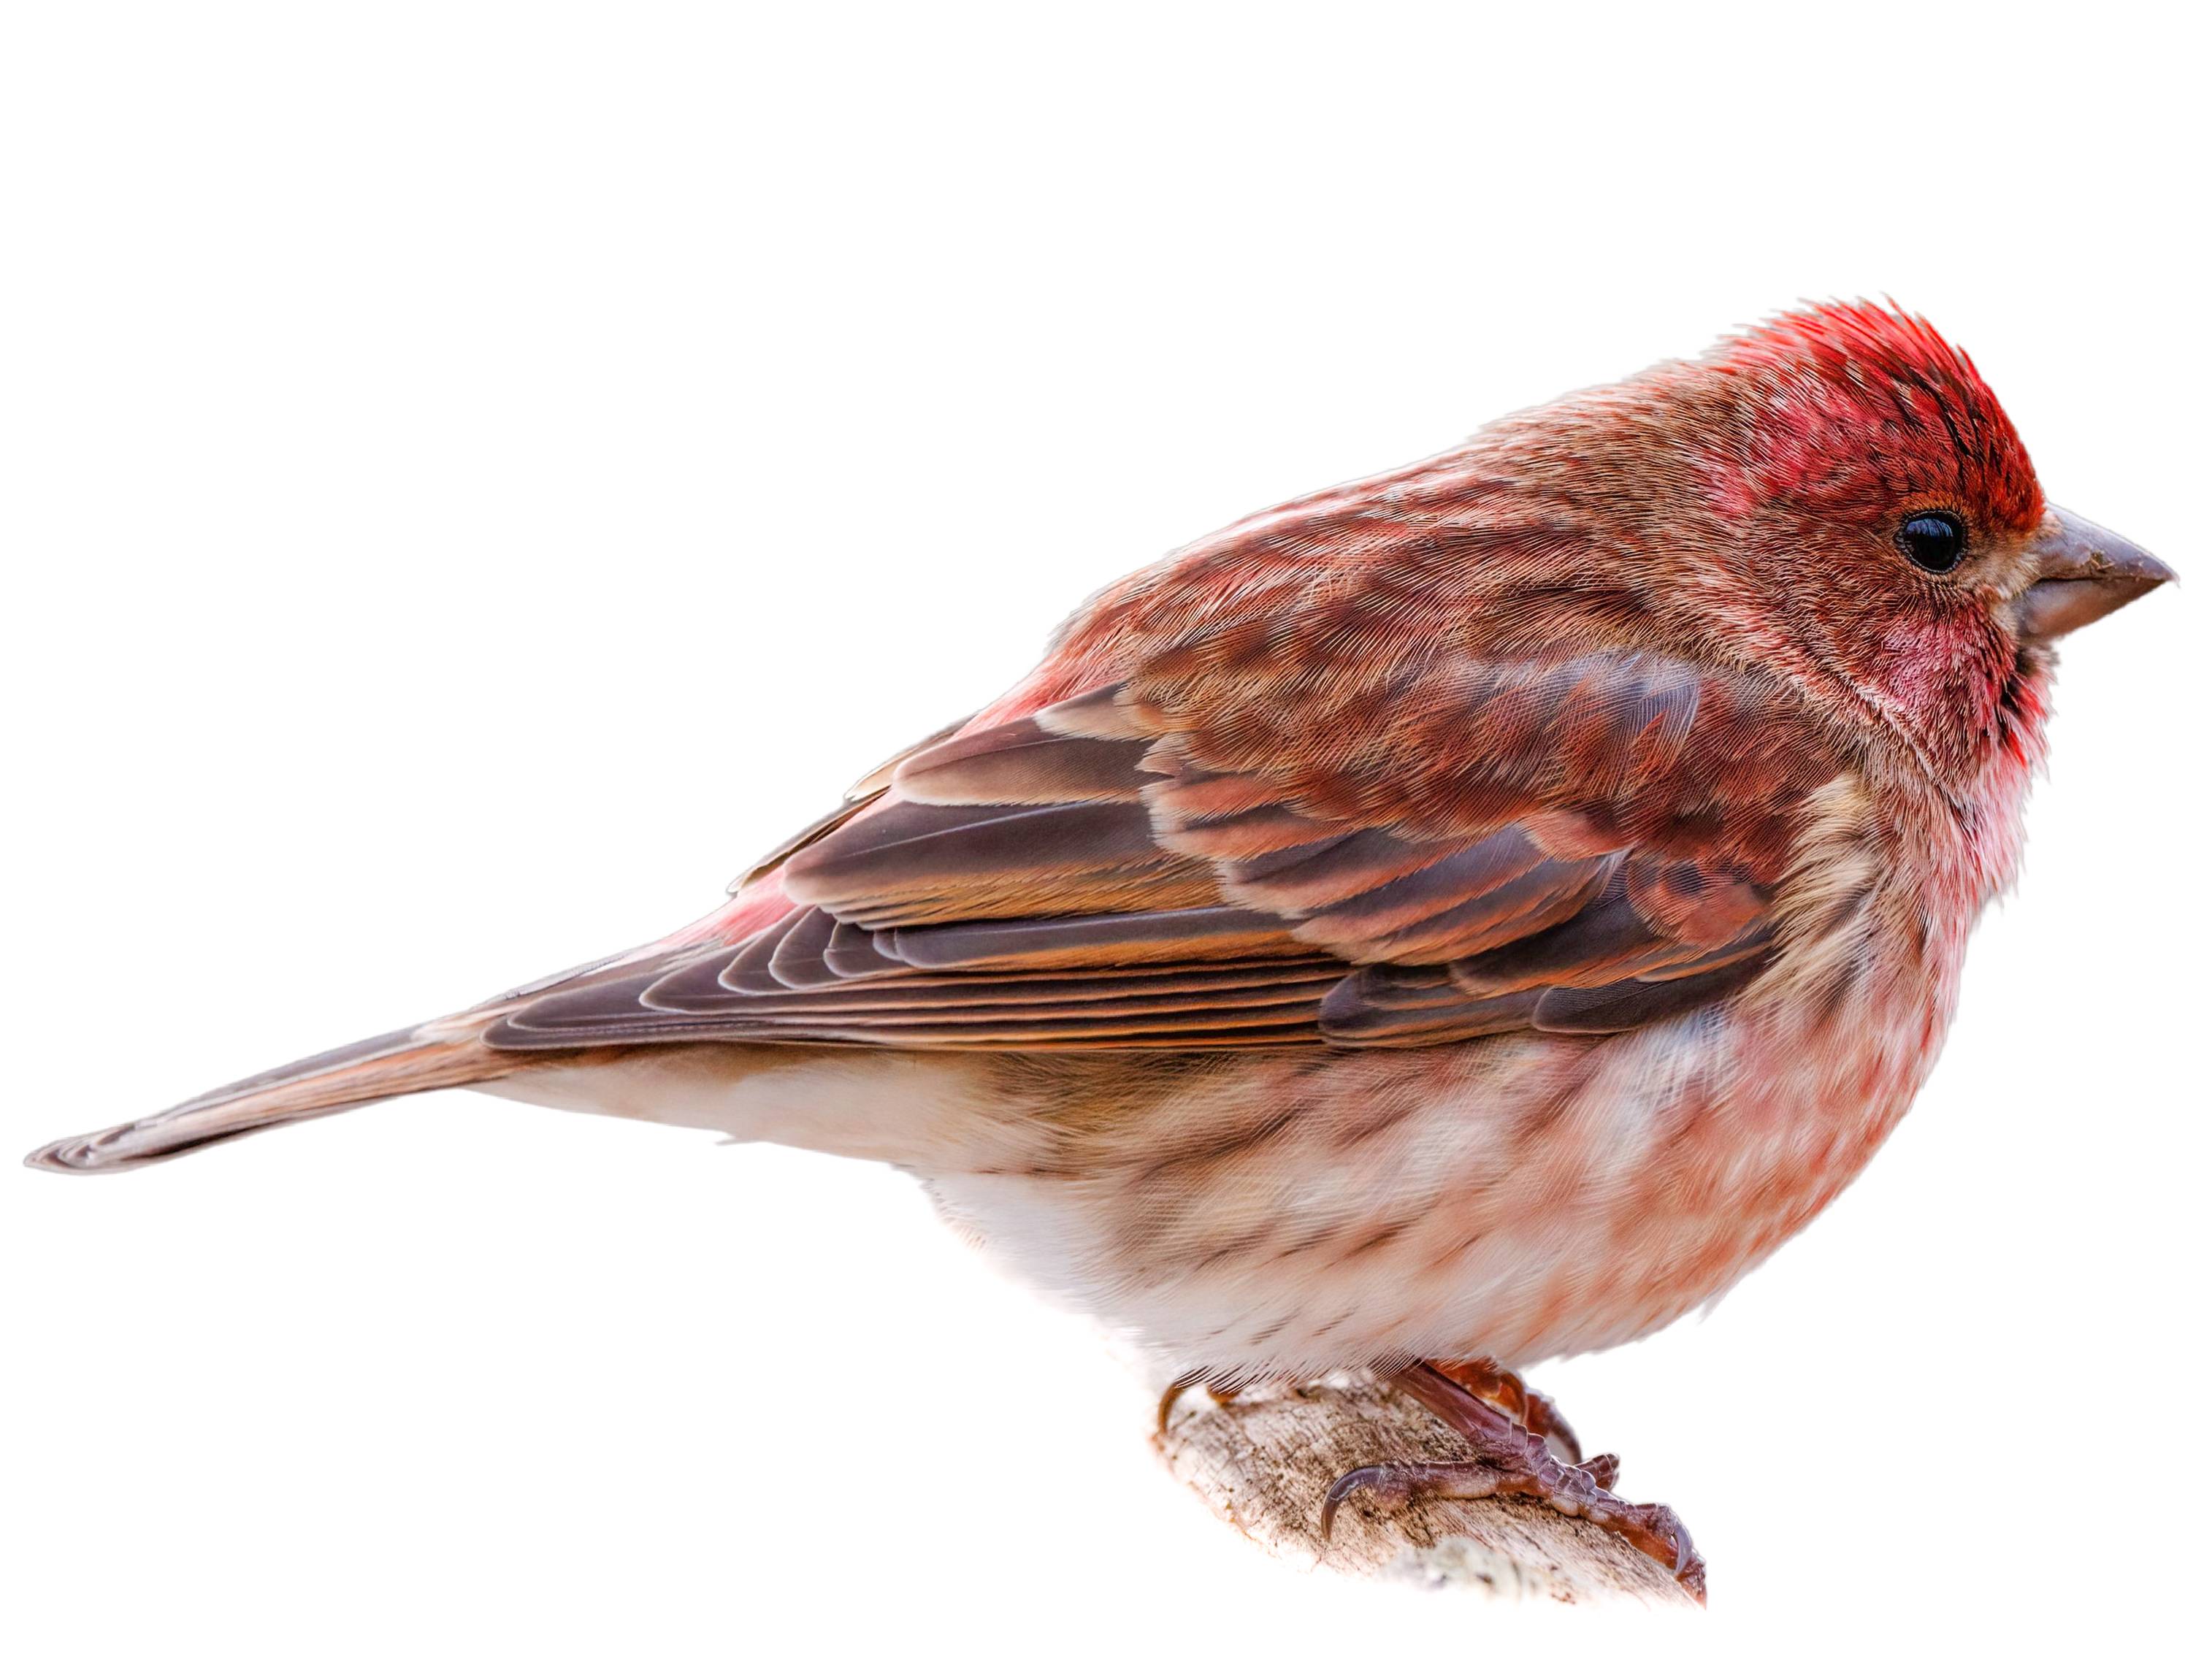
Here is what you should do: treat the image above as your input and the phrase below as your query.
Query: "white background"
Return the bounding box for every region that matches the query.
[4,4,2203,1654]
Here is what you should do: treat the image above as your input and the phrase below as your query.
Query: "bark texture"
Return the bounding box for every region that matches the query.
[1156,1373,1699,1607]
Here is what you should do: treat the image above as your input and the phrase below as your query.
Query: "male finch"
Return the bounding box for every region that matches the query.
[30,303,2173,1595]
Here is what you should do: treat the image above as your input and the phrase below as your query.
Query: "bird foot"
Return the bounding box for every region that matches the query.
[1320,1360,1704,1602]
[1156,1358,1582,1458]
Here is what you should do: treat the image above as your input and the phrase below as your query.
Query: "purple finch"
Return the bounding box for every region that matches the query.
[29,302,2172,1595]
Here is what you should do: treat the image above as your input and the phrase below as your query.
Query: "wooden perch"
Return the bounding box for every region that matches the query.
[1156,1373,1699,1607]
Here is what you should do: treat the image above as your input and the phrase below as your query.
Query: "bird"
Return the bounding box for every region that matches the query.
[28,301,2172,1597]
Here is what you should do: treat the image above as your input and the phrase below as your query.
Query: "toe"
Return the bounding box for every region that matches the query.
[1577,1452,1621,1488]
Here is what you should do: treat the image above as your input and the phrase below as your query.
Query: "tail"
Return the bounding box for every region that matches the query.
[25,1018,524,1175]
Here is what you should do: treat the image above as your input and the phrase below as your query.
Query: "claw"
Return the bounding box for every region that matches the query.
[1596,1499,1702,1601]
[1156,1371,1242,1436]
[1650,1505,1699,1586]
[1317,1465,1371,1544]
[1320,1463,1404,1544]
[1155,1370,1203,1436]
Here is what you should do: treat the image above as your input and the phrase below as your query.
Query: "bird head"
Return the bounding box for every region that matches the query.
[1620,302,2173,790]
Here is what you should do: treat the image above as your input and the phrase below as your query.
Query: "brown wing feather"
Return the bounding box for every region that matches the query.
[485,643,1837,1054]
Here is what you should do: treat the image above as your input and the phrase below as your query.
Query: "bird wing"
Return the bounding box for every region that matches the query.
[484,641,1841,1053]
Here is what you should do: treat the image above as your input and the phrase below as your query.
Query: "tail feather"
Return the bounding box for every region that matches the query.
[25,1020,524,1175]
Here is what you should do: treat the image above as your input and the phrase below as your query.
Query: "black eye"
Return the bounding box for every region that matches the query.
[1896,510,1966,573]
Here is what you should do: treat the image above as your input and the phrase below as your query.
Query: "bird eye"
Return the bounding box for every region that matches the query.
[1896,510,1966,573]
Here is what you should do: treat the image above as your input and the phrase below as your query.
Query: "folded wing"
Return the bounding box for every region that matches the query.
[486,647,1837,1053]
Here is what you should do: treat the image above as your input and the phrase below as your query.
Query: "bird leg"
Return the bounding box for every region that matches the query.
[1423,1356,1588,1468]
[1322,1360,1703,1601]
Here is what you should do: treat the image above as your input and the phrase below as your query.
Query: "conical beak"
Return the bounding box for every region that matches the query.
[2014,507,2175,643]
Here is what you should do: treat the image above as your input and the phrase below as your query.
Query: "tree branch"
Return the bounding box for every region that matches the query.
[1156,1373,1698,1606]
